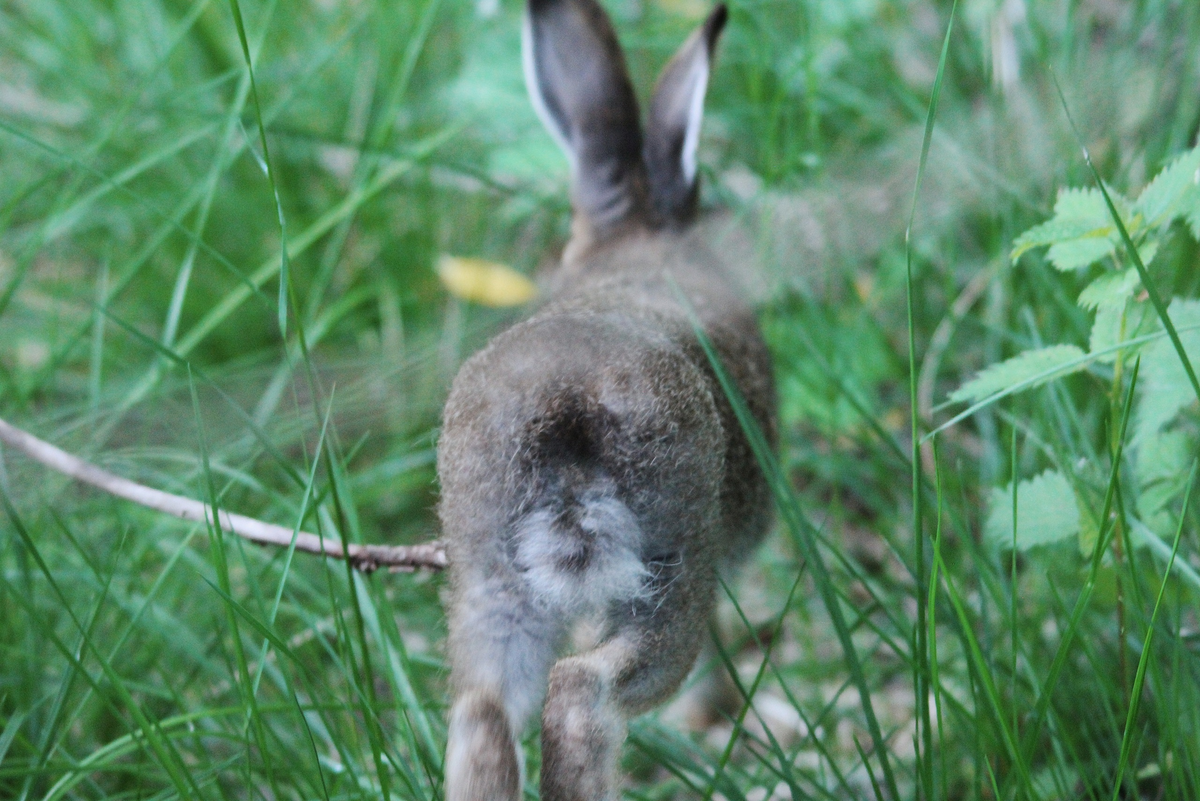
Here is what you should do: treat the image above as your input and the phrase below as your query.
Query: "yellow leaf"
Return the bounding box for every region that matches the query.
[435,255,538,307]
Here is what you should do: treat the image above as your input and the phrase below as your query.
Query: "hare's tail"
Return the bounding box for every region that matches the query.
[511,487,648,616]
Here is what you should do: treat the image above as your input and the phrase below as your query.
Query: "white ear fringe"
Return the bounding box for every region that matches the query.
[522,10,577,174]
[680,58,710,185]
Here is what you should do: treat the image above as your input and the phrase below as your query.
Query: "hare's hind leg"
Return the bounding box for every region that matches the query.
[445,690,521,801]
[445,578,562,801]
[539,569,715,801]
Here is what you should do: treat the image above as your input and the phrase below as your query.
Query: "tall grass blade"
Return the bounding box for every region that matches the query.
[905,4,957,795]
[679,288,900,800]
[226,0,291,338]
[1017,359,1140,768]
[188,367,284,798]
[1109,461,1196,799]
[702,571,804,801]
[0,491,201,799]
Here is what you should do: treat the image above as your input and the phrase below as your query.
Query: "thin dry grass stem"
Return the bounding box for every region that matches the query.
[0,416,446,573]
[917,265,993,472]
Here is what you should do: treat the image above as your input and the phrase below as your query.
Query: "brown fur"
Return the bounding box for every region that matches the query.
[437,3,776,798]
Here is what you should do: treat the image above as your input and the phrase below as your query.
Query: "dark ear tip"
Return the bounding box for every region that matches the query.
[703,4,728,50]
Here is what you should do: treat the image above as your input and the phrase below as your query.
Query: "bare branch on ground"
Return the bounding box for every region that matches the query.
[0,416,446,573]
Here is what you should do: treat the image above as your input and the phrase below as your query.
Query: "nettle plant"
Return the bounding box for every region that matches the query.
[948,145,1200,581]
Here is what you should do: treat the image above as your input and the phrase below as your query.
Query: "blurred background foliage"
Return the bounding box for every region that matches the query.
[1,0,1199,798]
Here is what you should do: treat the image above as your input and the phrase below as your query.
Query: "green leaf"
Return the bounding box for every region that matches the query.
[1134,146,1200,227]
[1090,305,1123,362]
[1135,298,1200,441]
[1046,237,1116,271]
[1054,186,1112,220]
[1011,217,1108,262]
[1136,429,1192,487]
[1078,267,1141,310]
[1011,187,1138,270]
[1184,184,1200,240]
[1135,238,1159,269]
[985,470,1081,551]
[950,345,1086,404]
[1135,429,1194,535]
[1089,300,1157,363]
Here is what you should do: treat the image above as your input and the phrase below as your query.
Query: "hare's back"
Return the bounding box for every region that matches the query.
[543,267,778,562]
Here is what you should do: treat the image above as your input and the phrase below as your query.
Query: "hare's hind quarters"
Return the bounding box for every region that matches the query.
[438,317,734,801]
[435,0,776,798]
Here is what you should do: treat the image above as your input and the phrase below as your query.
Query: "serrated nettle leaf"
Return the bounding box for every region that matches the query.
[1053,186,1113,222]
[1011,217,1112,262]
[1089,305,1124,363]
[1136,429,1193,486]
[1078,267,1141,310]
[1141,507,1185,541]
[1135,237,1159,269]
[1184,184,1200,240]
[950,344,1087,404]
[1134,145,1200,227]
[1012,186,1143,267]
[1047,236,1116,271]
[1135,298,1200,442]
[1065,185,1138,229]
[1135,429,1195,535]
[1089,300,1157,363]
[984,470,1081,551]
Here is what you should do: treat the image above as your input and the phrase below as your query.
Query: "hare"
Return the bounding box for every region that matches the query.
[436,0,776,798]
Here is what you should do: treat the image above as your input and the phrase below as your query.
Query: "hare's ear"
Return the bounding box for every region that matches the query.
[645,4,727,222]
[524,0,644,231]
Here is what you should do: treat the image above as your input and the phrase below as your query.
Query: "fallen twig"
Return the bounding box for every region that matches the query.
[0,416,446,573]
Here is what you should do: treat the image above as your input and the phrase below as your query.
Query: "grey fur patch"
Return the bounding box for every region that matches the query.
[513,493,648,616]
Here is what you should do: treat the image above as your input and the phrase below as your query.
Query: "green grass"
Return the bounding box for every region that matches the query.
[3,0,1200,799]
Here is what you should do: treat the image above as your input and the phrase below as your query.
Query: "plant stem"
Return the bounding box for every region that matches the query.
[1109,301,1129,699]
